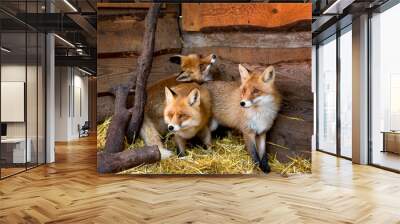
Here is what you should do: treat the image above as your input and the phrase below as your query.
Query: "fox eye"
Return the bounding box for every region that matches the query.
[179,114,189,120]
[252,89,261,95]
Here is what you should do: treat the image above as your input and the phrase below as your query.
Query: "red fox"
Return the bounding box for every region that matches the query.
[164,84,212,157]
[139,54,216,159]
[204,64,281,173]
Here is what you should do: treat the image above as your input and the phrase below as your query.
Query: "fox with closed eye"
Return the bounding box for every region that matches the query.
[204,64,281,173]
[164,83,212,157]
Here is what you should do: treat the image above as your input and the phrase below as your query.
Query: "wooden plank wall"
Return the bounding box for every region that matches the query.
[97,4,182,122]
[181,3,313,160]
[97,3,313,161]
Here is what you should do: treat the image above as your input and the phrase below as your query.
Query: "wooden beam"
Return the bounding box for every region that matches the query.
[182,3,311,32]
[97,3,165,9]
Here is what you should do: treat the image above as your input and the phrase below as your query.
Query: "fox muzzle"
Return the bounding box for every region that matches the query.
[167,124,181,132]
[240,100,253,108]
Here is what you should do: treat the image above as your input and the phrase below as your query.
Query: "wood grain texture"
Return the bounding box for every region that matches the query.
[97,95,114,123]
[183,31,311,49]
[97,3,166,9]
[97,55,180,93]
[97,3,313,161]
[267,115,313,160]
[1,136,400,223]
[98,14,181,54]
[182,3,312,32]
[182,47,311,65]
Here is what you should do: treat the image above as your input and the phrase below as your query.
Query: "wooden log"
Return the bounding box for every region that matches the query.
[182,3,311,32]
[100,4,162,174]
[97,95,114,124]
[126,4,161,143]
[97,146,160,173]
[103,86,131,154]
[182,31,311,49]
[182,47,311,65]
[266,115,313,161]
[97,48,181,59]
[98,13,181,54]
[97,3,166,9]
[97,54,180,93]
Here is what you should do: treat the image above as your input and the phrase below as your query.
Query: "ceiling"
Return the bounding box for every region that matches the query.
[312,0,391,43]
[0,0,97,74]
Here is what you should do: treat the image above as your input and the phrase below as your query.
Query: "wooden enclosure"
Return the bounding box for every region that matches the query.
[97,3,313,161]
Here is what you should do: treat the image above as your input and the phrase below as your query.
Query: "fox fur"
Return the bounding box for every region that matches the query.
[139,54,216,159]
[203,64,281,173]
[164,84,212,157]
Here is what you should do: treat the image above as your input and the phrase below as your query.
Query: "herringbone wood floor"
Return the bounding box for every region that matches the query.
[1,136,400,224]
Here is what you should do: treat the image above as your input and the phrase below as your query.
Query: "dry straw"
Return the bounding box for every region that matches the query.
[97,117,311,176]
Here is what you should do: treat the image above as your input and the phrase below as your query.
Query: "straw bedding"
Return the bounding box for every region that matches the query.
[97,117,311,176]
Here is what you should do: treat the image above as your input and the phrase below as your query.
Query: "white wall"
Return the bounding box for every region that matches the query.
[1,63,46,164]
[1,65,40,138]
[54,67,89,141]
[55,67,69,141]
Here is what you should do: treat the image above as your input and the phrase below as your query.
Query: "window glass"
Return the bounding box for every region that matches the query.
[371,3,400,171]
[339,28,352,158]
[318,36,337,154]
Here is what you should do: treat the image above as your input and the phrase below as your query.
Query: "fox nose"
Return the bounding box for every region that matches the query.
[168,125,174,131]
[240,101,246,107]
[210,54,217,64]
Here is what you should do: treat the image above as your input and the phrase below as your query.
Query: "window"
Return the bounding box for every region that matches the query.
[316,25,353,159]
[370,3,400,171]
[339,27,352,158]
[0,1,47,179]
[317,35,337,154]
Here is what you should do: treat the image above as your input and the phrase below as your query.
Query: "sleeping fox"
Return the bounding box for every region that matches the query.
[164,84,212,157]
[139,53,216,159]
[204,64,281,173]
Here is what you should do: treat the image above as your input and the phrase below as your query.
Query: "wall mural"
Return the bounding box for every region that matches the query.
[97,3,313,175]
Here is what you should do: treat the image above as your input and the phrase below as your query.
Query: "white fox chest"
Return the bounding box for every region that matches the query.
[245,97,279,134]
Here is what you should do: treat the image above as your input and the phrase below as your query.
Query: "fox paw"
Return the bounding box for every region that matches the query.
[159,148,173,160]
[259,157,271,174]
[177,151,186,158]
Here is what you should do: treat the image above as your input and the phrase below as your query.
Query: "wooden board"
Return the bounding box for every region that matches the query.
[182,3,311,32]
[267,114,313,160]
[97,3,166,9]
[98,14,181,54]
[183,47,311,67]
[97,54,180,93]
[97,95,114,123]
[183,31,311,49]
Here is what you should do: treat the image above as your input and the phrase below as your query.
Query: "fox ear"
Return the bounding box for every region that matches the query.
[176,72,192,82]
[238,64,250,83]
[169,55,182,65]
[262,66,275,83]
[188,88,201,107]
[200,54,217,65]
[165,87,176,104]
